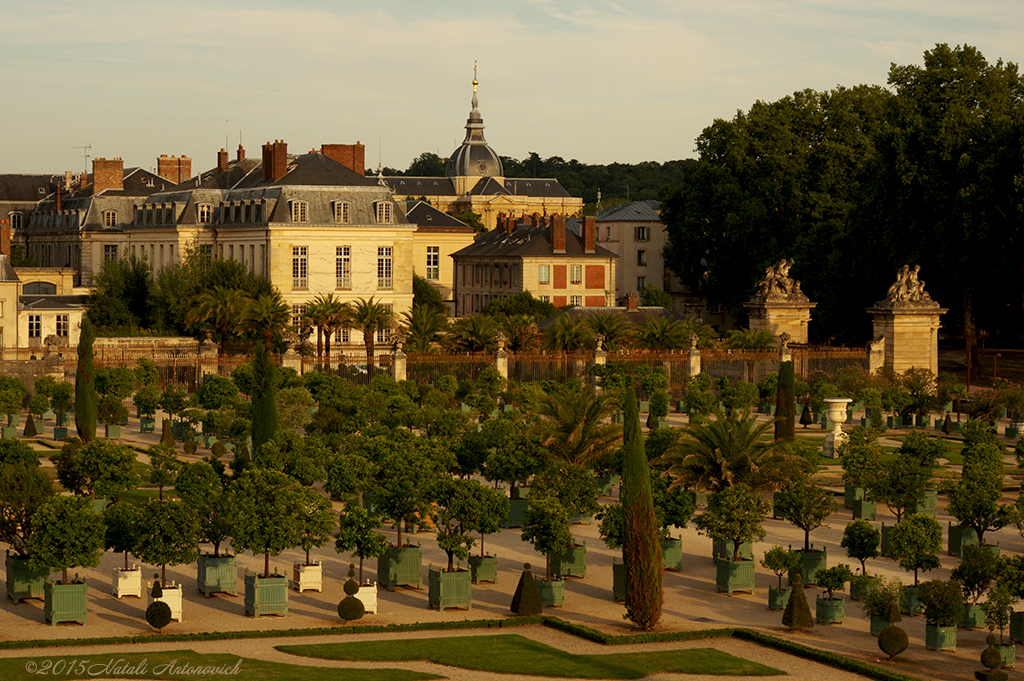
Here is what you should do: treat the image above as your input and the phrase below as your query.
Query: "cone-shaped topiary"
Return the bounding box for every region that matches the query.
[145,600,172,630]
[160,420,174,447]
[799,403,813,428]
[511,563,543,616]
[782,573,814,629]
[878,624,909,660]
[338,564,366,621]
[23,413,36,437]
[75,316,97,442]
[775,360,795,441]
[151,574,163,598]
[942,413,953,435]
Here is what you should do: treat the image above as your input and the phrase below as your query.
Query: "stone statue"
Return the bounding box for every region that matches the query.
[594,333,605,351]
[754,259,808,302]
[778,332,791,350]
[883,265,934,305]
[494,332,507,352]
[688,333,699,350]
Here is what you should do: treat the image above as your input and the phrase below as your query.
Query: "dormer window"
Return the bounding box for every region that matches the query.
[9,212,22,230]
[289,200,308,223]
[375,201,393,224]
[333,201,350,223]
[103,210,118,227]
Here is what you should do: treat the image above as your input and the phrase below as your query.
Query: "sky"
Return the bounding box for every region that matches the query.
[2,0,1023,176]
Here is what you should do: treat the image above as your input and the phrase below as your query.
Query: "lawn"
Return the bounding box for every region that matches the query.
[0,651,437,681]
[278,634,783,678]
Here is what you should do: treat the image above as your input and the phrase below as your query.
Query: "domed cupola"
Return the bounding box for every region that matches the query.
[447,64,503,179]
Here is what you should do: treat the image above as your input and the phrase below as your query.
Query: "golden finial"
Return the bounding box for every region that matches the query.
[473,60,478,92]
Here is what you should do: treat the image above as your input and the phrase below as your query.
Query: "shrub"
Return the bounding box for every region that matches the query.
[782,573,814,629]
[917,579,965,627]
[510,563,543,616]
[862,576,903,624]
[817,564,854,600]
[878,624,909,660]
[145,601,173,630]
[761,545,800,590]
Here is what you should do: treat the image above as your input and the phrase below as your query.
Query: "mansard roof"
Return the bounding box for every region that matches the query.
[501,178,572,198]
[386,176,457,197]
[452,222,616,260]
[596,199,661,222]
[401,201,475,232]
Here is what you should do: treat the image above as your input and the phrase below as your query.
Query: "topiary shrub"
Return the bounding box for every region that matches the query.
[151,574,163,598]
[160,420,174,447]
[878,624,909,660]
[183,438,197,455]
[145,600,172,630]
[337,564,366,621]
[782,573,814,629]
[511,563,543,616]
[23,413,36,437]
[211,440,226,458]
[976,628,1008,681]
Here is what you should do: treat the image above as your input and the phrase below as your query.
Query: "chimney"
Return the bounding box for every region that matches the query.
[530,213,540,229]
[0,219,10,258]
[551,214,566,254]
[179,155,191,182]
[262,140,288,183]
[79,172,88,190]
[627,292,639,311]
[217,148,229,173]
[157,155,191,184]
[237,144,246,162]
[55,182,62,212]
[92,157,124,192]
[322,142,366,173]
[583,215,596,253]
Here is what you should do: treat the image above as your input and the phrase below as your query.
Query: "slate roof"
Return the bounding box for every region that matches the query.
[0,255,20,282]
[452,222,616,260]
[502,178,572,198]
[596,199,661,222]
[0,175,54,202]
[235,152,378,189]
[386,176,457,196]
[176,159,261,190]
[401,201,474,231]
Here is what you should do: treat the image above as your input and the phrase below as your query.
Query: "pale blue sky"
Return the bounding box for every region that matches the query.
[2,0,1022,175]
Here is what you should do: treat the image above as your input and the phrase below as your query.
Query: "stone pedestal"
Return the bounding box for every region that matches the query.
[280,348,302,373]
[867,265,946,375]
[391,349,406,382]
[823,397,852,458]
[744,259,815,345]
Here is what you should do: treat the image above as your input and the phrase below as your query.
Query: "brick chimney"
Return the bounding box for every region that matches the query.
[237,144,246,162]
[92,157,124,192]
[157,155,192,184]
[217,148,229,173]
[530,213,540,229]
[550,214,566,254]
[583,215,596,253]
[627,291,639,311]
[262,140,288,183]
[321,142,366,173]
[79,172,88,190]
[55,182,62,212]
[179,155,191,182]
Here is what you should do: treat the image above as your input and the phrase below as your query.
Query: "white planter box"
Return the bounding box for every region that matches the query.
[289,562,322,592]
[356,582,378,614]
[147,582,182,622]
[112,567,142,599]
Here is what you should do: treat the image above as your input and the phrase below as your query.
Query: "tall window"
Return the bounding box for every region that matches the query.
[103,245,118,261]
[635,225,649,242]
[375,201,393,223]
[539,295,550,303]
[377,246,393,289]
[538,264,550,285]
[56,314,69,338]
[637,276,646,290]
[426,246,439,280]
[292,304,307,330]
[289,200,308,223]
[336,246,351,288]
[292,246,308,288]
[28,315,41,339]
[570,264,582,284]
[198,204,213,223]
[333,201,350,223]
[103,210,118,227]
[335,328,350,343]
[200,244,212,262]
[637,250,647,266]
[570,295,582,307]
[376,304,393,344]
[9,213,22,230]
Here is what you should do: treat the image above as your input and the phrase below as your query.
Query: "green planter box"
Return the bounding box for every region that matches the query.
[427,566,472,610]
[6,551,47,602]
[104,424,121,439]
[1013,611,1024,644]
[844,485,864,509]
[612,558,626,602]
[140,417,155,433]
[197,554,237,597]
[550,543,586,579]
[850,576,876,602]
[1,426,16,439]
[53,426,68,441]
[961,602,985,629]
[852,498,876,521]
[44,581,88,626]
[712,540,752,562]
[772,491,785,520]
[915,414,931,428]
[171,421,185,440]
[569,513,594,525]
[661,537,683,572]
[7,413,19,426]
[244,574,288,617]
[468,555,497,584]
[948,522,978,557]
[999,643,1015,669]
[816,596,845,624]
[768,586,790,611]
[501,498,528,529]
[638,401,650,413]
[870,615,890,636]
[42,409,54,421]
[56,412,70,427]
[1007,425,1020,439]
[379,545,422,591]
[716,557,754,595]
[925,623,956,651]
[692,490,707,507]
[535,577,564,607]
[203,434,217,448]
[793,547,827,587]
[902,585,923,616]
[595,474,620,497]
[983,543,1002,560]
[907,488,938,517]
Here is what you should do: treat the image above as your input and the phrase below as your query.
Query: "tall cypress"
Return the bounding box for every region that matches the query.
[250,341,278,455]
[775,360,795,441]
[622,385,662,630]
[75,316,97,442]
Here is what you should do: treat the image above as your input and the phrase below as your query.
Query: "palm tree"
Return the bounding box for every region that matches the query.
[497,314,539,352]
[543,314,592,352]
[678,318,718,349]
[585,311,630,352]
[661,410,811,493]
[312,293,350,360]
[350,297,394,360]
[402,304,448,353]
[531,383,621,467]
[633,317,688,350]
[304,298,329,359]
[186,287,249,354]
[239,291,290,352]
[725,327,777,381]
[448,314,497,352]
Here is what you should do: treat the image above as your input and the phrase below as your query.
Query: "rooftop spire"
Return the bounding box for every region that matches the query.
[446,62,503,179]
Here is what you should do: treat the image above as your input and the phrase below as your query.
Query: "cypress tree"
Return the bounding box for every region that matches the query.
[75,317,97,442]
[775,360,795,441]
[621,385,662,630]
[250,341,278,454]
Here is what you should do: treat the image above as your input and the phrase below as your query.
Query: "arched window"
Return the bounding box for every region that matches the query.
[23,281,57,295]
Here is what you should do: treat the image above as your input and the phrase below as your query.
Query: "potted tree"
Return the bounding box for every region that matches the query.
[695,484,770,595]
[889,513,943,615]
[97,395,128,440]
[0,387,22,437]
[175,461,236,597]
[134,383,160,434]
[134,499,201,623]
[761,546,800,611]
[462,480,509,585]
[815,563,854,624]
[862,575,904,636]
[521,494,571,607]
[842,519,881,601]
[26,495,105,626]
[952,544,998,629]
[103,501,143,598]
[159,384,188,440]
[335,505,389,613]
[485,430,545,528]
[1,456,54,602]
[774,480,836,586]
[532,462,599,580]
[53,437,140,511]
[982,584,1017,668]
[948,437,1010,551]
[290,486,335,593]
[838,427,882,517]
[33,375,57,421]
[50,381,73,438]
[918,579,965,651]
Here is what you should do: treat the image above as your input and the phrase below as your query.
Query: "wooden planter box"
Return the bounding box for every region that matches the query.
[793,547,827,587]
[44,581,88,626]
[948,523,979,556]
[53,426,68,441]
[112,567,142,598]
[147,582,182,622]
[716,557,754,595]
[569,513,593,526]
[816,596,845,624]
[140,417,156,433]
[549,543,586,579]
[534,577,564,607]
[844,485,864,509]
[595,474,620,497]
[468,555,497,584]
[1,426,17,439]
[961,602,985,629]
[612,559,626,602]
[661,537,683,572]
[428,566,472,611]
[870,614,889,636]
[1012,611,1024,643]
[56,412,70,427]
[925,623,957,651]
[104,424,121,439]
[356,582,377,614]
[850,576,876,602]
[501,498,528,529]
[197,554,237,597]
[6,551,47,602]
[244,574,288,617]
[712,540,752,562]
[915,414,931,428]
[852,499,876,520]
[768,586,790,611]
[999,643,1015,669]
[772,491,785,520]
[902,585,923,616]
[379,545,422,591]
[907,488,938,517]
[290,562,322,593]
[7,413,19,426]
